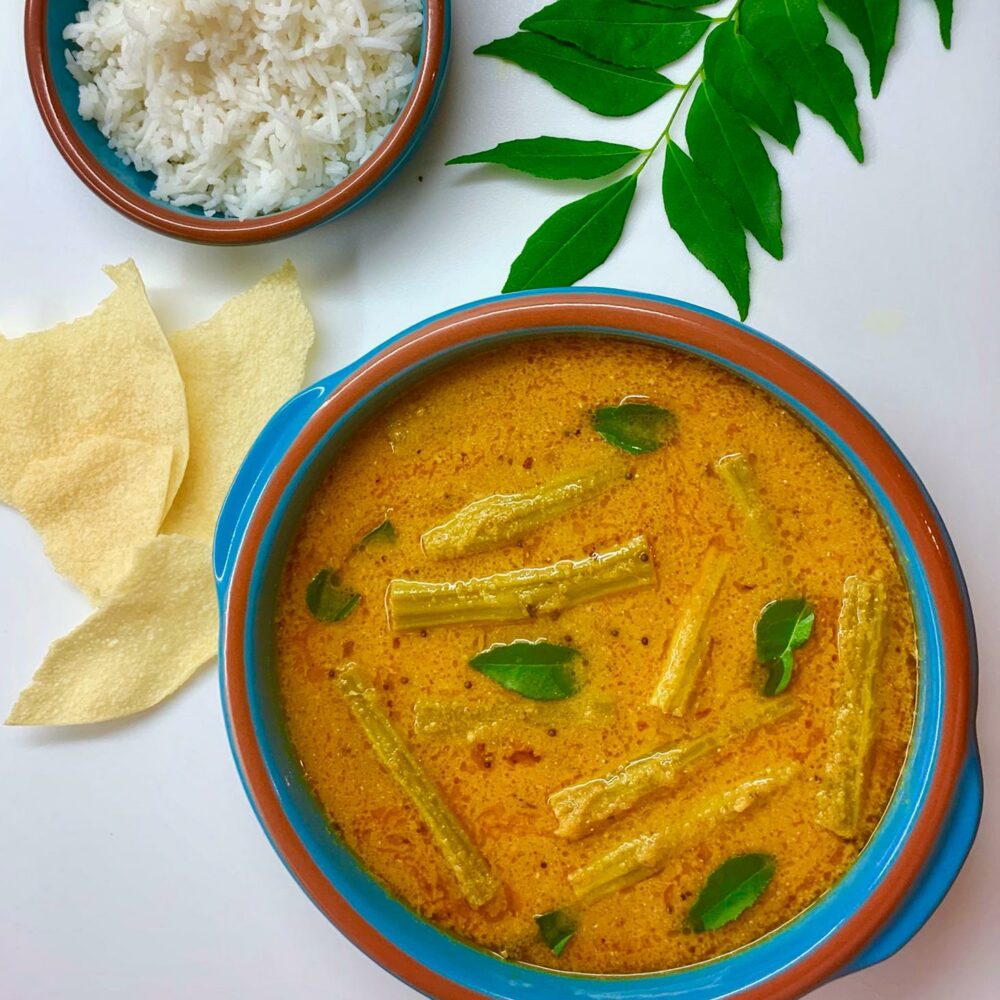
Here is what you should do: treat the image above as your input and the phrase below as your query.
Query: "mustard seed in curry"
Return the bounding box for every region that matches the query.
[275,336,917,974]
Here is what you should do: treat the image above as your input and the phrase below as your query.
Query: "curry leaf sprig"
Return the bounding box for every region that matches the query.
[450,0,956,319]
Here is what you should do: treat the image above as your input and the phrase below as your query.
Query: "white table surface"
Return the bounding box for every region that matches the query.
[2,2,997,998]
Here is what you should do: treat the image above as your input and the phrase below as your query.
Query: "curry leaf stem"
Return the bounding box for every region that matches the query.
[633,0,744,179]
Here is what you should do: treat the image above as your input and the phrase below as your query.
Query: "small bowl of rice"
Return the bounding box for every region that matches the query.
[26,0,448,243]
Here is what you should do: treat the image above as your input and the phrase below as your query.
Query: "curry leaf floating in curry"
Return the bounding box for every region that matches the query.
[535,907,578,956]
[455,0,956,315]
[307,519,395,619]
[356,516,397,549]
[305,569,360,623]
[688,853,776,932]
[591,402,677,455]
[470,640,579,701]
[755,597,815,696]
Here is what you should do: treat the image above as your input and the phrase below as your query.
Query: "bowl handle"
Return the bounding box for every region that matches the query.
[842,742,984,976]
[213,372,343,587]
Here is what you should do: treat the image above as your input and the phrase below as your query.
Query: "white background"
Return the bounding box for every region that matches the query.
[1,2,998,998]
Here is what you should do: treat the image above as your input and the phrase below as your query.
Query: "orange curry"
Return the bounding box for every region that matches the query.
[275,336,916,974]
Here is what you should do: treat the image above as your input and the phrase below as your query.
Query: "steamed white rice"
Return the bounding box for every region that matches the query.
[65,0,423,219]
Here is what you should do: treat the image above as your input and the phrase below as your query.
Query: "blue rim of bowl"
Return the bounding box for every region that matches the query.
[217,289,981,1000]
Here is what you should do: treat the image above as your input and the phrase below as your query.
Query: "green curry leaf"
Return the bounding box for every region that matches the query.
[662,143,751,320]
[932,0,954,48]
[475,33,674,117]
[703,21,800,150]
[740,0,864,163]
[823,0,899,98]
[448,137,643,181]
[503,175,637,292]
[470,640,579,700]
[535,908,577,956]
[685,83,784,260]
[592,401,677,454]
[306,569,361,623]
[755,597,815,695]
[688,854,776,932]
[521,0,711,70]
[357,517,397,549]
[634,0,718,6]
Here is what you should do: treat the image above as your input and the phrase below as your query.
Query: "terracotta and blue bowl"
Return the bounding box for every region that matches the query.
[25,0,450,243]
[216,291,982,999]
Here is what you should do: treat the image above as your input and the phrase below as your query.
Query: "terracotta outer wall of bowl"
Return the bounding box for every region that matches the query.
[220,293,975,1000]
[24,0,448,243]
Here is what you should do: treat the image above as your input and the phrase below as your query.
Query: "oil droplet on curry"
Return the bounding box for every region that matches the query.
[275,336,917,974]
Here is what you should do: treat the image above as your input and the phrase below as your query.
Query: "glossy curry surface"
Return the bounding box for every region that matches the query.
[274,336,917,974]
